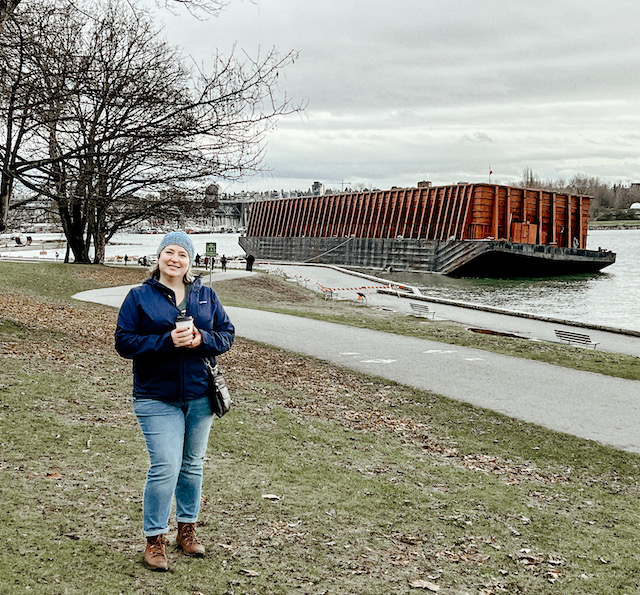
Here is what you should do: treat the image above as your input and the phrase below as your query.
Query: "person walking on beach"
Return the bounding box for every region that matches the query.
[115,230,235,571]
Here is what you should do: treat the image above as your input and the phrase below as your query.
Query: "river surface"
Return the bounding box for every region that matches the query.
[384,229,640,332]
[1,229,638,332]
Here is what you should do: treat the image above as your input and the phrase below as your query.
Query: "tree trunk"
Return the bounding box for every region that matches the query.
[58,202,92,263]
[0,163,13,233]
[0,190,8,233]
[93,232,106,264]
[66,230,91,263]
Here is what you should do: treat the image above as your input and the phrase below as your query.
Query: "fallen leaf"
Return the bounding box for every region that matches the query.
[409,578,440,591]
[547,569,563,582]
[216,543,234,551]
[400,533,421,545]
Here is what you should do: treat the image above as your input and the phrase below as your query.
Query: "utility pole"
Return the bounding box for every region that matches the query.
[328,181,351,191]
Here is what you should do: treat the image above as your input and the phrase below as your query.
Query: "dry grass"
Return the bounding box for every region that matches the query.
[1,262,640,594]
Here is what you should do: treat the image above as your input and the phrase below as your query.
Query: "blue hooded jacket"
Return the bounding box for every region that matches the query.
[115,276,235,403]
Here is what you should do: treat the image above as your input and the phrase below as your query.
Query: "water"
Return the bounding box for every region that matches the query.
[385,229,640,332]
[1,229,639,332]
[0,231,245,262]
[106,232,244,261]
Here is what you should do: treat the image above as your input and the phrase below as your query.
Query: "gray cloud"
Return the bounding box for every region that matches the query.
[157,0,640,191]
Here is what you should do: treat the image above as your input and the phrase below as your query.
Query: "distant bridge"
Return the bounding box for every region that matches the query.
[208,196,254,229]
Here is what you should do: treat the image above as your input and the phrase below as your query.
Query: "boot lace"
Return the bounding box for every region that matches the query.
[148,535,167,556]
[180,524,200,547]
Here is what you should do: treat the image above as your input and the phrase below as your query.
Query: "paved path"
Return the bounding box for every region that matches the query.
[73,268,640,455]
[269,263,640,358]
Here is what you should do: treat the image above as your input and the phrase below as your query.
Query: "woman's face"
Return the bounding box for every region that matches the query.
[158,244,190,282]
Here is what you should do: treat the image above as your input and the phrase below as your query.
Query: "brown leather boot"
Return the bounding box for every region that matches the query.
[177,522,205,557]
[143,534,169,571]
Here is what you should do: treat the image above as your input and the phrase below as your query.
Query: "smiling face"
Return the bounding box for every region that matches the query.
[158,244,190,284]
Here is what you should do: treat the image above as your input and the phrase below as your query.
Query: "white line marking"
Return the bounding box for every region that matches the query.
[360,359,397,364]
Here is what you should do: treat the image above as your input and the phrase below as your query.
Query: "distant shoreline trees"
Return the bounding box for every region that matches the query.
[518,167,639,219]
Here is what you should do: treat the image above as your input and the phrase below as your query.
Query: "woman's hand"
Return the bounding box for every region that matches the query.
[187,328,203,349]
[171,326,203,349]
[171,326,195,348]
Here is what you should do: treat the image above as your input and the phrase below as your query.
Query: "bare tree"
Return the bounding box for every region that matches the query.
[1,0,226,25]
[518,167,619,214]
[154,0,227,15]
[1,0,300,261]
[0,4,55,234]
[0,1,21,25]
[0,0,234,232]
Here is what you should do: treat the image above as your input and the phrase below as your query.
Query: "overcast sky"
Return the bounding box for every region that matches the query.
[156,0,640,193]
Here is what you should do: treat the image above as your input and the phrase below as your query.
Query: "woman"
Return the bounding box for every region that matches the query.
[115,230,234,571]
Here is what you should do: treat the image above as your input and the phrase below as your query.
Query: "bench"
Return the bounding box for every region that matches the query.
[554,329,599,349]
[410,302,435,319]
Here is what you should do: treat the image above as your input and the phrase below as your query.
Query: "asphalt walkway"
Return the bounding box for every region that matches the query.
[73,267,640,455]
[267,263,640,358]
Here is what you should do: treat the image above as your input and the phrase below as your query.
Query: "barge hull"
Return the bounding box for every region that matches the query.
[238,236,615,278]
[240,183,616,277]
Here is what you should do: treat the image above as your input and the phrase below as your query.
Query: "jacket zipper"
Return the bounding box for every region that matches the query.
[161,284,186,404]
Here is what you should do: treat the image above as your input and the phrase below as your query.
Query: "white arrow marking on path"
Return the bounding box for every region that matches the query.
[422,349,458,354]
[360,359,397,364]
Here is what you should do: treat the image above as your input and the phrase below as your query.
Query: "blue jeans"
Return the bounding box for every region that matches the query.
[133,397,214,537]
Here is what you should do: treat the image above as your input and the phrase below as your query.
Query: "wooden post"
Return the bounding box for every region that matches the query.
[492,185,499,239]
[551,193,557,245]
[578,195,583,248]
[291,197,305,237]
[460,185,474,239]
[414,188,429,239]
[537,190,543,244]
[386,189,399,238]
[451,185,467,239]
[335,194,348,236]
[401,188,415,238]
[505,187,512,241]
[424,187,438,239]
[566,194,572,248]
[433,187,447,240]
[394,188,408,238]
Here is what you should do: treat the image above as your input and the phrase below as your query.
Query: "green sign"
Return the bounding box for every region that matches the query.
[205,242,217,257]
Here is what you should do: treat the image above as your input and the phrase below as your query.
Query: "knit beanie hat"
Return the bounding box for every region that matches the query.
[157,230,195,264]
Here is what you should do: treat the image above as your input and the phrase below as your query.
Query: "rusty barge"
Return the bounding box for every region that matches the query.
[239,183,616,277]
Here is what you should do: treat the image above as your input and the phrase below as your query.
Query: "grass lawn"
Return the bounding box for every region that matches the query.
[1,261,639,594]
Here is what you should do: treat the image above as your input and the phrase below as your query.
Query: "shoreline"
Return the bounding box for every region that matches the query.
[589,222,640,230]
